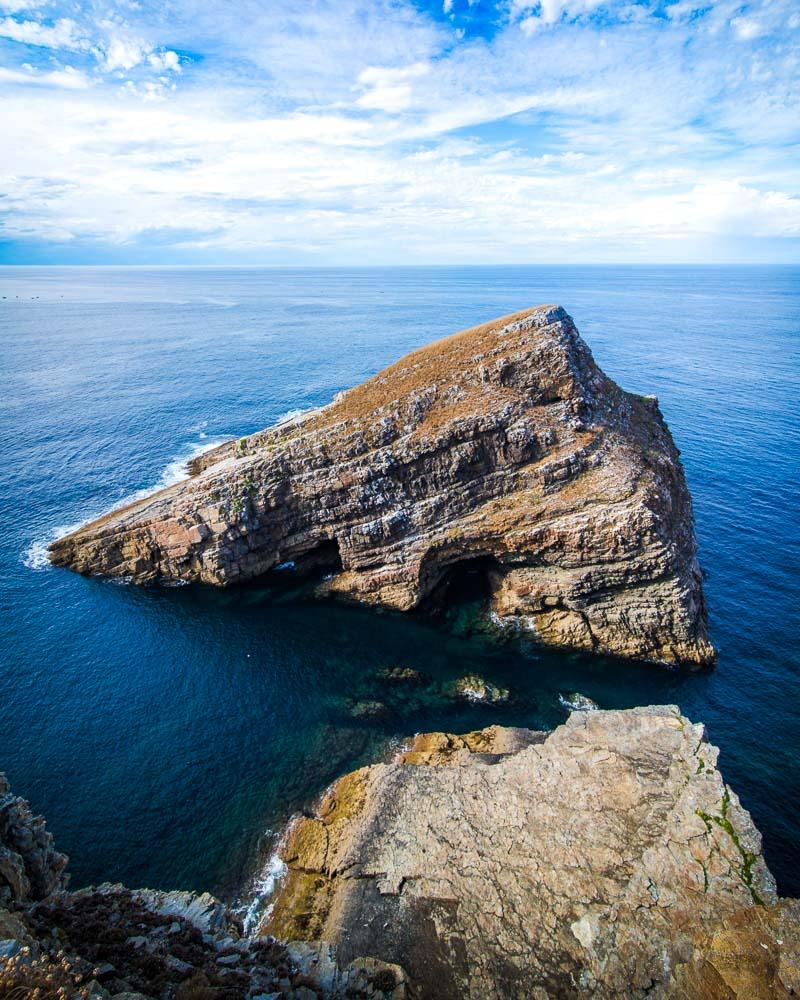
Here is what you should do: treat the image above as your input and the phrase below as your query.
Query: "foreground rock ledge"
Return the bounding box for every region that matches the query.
[1,709,798,998]
[263,707,799,999]
[0,772,410,999]
[50,305,713,666]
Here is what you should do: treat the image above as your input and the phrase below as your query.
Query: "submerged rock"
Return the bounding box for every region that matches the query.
[346,700,390,721]
[558,691,600,712]
[377,666,430,686]
[263,707,798,999]
[448,673,510,704]
[50,306,713,667]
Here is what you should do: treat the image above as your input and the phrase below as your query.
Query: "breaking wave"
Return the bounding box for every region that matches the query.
[21,434,230,572]
[238,849,288,936]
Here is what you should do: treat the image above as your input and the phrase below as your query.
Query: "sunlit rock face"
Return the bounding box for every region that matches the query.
[263,707,798,1000]
[50,305,713,666]
[2,712,798,999]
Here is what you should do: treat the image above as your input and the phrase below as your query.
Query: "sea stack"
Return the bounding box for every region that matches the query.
[50,305,714,666]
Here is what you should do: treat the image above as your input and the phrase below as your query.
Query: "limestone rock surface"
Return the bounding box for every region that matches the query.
[262,707,797,999]
[50,306,713,666]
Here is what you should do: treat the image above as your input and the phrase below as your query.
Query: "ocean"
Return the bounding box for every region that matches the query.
[1,265,798,906]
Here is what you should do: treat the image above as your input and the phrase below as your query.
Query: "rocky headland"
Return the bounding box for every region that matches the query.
[2,708,798,999]
[50,306,713,667]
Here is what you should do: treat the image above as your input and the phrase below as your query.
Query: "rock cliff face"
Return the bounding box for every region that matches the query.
[50,305,713,666]
[0,773,68,906]
[263,707,799,999]
[0,774,410,999]
[2,709,798,999]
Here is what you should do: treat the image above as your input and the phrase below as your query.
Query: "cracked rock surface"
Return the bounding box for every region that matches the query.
[49,305,712,666]
[262,707,798,999]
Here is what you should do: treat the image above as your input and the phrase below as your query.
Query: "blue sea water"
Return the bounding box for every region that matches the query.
[1,265,798,905]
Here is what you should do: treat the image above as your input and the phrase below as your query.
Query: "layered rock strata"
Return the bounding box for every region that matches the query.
[263,707,799,999]
[50,305,713,665]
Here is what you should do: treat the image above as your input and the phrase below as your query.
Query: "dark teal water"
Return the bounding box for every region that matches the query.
[1,266,798,903]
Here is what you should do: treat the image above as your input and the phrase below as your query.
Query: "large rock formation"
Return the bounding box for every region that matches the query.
[50,305,713,666]
[263,707,799,999]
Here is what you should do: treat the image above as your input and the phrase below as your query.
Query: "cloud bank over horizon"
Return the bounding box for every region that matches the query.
[0,0,798,264]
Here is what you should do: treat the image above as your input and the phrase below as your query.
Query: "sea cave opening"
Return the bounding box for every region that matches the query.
[272,537,344,581]
[420,554,503,613]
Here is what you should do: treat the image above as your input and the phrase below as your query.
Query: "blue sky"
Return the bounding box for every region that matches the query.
[0,0,798,263]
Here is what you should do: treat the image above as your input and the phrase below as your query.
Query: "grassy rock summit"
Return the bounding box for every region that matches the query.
[2,709,798,998]
[50,305,713,666]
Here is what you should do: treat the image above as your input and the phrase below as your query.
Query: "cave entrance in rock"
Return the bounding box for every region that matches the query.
[422,554,502,612]
[290,537,343,577]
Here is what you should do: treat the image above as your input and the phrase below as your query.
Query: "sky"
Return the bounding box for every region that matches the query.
[0,0,798,264]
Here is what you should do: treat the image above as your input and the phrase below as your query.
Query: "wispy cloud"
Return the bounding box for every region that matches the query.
[0,63,89,87]
[0,0,798,262]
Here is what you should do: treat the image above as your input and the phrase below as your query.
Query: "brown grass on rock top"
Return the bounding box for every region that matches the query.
[308,305,558,427]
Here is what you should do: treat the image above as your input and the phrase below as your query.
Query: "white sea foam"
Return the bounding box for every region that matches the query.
[20,434,230,573]
[239,850,288,935]
[21,513,97,572]
[120,435,231,506]
[21,539,57,571]
[558,692,600,713]
[274,406,317,427]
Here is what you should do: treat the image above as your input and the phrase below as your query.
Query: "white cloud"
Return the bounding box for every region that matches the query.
[0,63,89,87]
[0,15,83,49]
[0,0,47,11]
[0,0,797,261]
[356,62,429,112]
[731,16,766,40]
[148,49,181,73]
[0,12,183,77]
[101,34,147,71]
[515,0,604,30]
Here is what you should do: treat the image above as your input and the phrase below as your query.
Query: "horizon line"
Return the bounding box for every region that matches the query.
[1,261,798,269]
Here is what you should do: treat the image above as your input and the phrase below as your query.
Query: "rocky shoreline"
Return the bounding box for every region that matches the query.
[2,708,798,998]
[49,306,713,667]
[0,772,410,999]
